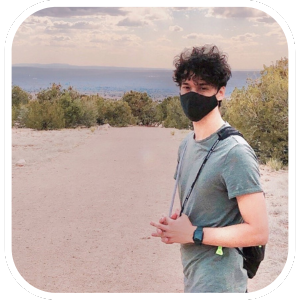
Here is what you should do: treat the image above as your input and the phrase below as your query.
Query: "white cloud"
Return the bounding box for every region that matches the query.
[205,7,275,24]
[90,33,142,46]
[117,17,151,27]
[52,36,71,42]
[183,33,223,40]
[231,32,258,42]
[118,7,173,27]
[52,21,98,30]
[33,7,128,18]
[23,16,53,26]
[169,25,183,32]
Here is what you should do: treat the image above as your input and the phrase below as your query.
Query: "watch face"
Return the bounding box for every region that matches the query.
[193,227,203,245]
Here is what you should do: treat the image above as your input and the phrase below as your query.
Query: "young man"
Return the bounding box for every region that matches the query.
[150,45,268,293]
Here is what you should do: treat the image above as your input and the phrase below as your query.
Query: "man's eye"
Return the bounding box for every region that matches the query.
[199,88,209,93]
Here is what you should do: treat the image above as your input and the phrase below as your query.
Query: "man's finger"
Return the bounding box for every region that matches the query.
[151,232,160,237]
[156,228,163,235]
[161,237,173,244]
[150,221,167,231]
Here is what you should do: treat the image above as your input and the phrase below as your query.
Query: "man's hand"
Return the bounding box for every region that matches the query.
[152,208,181,239]
[150,213,196,244]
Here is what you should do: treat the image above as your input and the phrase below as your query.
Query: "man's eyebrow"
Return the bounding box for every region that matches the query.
[196,82,210,86]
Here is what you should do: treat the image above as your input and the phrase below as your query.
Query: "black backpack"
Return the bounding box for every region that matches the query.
[236,245,266,279]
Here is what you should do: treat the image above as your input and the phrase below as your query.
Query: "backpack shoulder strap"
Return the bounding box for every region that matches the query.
[217,126,243,141]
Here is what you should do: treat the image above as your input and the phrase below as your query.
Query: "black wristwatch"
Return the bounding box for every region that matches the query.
[193,226,204,245]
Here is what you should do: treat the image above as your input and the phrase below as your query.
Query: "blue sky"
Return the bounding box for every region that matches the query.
[12,7,288,70]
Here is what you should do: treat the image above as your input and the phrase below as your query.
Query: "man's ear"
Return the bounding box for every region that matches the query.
[216,86,225,100]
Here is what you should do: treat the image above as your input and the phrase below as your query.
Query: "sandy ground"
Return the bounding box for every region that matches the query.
[11,126,288,293]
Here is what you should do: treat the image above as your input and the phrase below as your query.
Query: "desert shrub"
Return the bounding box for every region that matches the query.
[163,96,192,129]
[12,86,31,127]
[266,158,283,171]
[12,105,18,126]
[156,97,173,123]
[16,105,29,128]
[12,85,31,107]
[222,58,288,165]
[103,100,135,127]
[75,97,98,128]
[36,83,63,102]
[139,100,158,126]
[57,93,81,128]
[122,91,158,125]
[93,95,107,125]
[25,100,65,130]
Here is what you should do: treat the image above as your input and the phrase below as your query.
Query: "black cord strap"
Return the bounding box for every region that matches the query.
[179,138,220,216]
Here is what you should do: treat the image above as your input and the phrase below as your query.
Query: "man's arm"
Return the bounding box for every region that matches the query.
[202,192,268,247]
[151,191,268,247]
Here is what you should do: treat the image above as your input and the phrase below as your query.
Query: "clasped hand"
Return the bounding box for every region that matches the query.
[150,209,196,244]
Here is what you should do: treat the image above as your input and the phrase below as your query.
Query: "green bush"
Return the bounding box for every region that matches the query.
[75,97,98,128]
[156,97,173,123]
[25,100,65,130]
[11,86,31,127]
[12,86,31,107]
[58,93,81,128]
[12,105,18,127]
[93,95,107,125]
[17,105,29,128]
[103,100,135,127]
[36,83,63,102]
[222,58,288,165]
[122,91,157,125]
[163,96,192,129]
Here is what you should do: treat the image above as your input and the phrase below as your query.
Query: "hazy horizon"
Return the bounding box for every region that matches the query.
[12,63,261,72]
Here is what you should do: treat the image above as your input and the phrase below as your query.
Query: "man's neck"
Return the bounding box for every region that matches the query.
[193,110,225,141]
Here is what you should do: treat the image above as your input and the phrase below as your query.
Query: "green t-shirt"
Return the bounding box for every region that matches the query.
[175,124,263,293]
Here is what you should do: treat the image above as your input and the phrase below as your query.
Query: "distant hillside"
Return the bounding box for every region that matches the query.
[12,63,173,71]
[12,63,259,72]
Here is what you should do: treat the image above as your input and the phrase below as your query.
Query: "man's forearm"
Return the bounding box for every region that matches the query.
[202,223,268,248]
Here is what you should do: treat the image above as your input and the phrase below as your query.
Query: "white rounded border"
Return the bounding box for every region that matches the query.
[2,1,297,300]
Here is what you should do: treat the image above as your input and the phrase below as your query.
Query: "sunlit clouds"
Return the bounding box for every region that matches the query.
[12,7,287,70]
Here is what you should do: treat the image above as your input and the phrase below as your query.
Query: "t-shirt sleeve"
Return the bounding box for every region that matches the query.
[221,141,263,199]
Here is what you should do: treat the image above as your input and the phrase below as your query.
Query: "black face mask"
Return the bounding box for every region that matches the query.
[180,91,219,122]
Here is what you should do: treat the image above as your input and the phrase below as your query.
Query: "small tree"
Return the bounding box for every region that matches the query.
[94,95,107,125]
[122,91,157,125]
[12,85,31,107]
[103,100,135,127]
[11,86,31,127]
[163,96,192,129]
[156,97,173,123]
[76,97,98,128]
[58,92,81,128]
[25,100,65,130]
[36,83,63,102]
[222,58,288,164]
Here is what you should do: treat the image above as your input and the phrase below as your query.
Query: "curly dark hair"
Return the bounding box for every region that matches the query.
[173,45,232,88]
